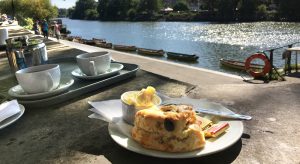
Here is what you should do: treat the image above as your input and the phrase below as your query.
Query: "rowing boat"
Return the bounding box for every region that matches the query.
[220,58,263,70]
[95,42,112,49]
[137,48,164,56]
[92,38,106,44]
[166,52,199,61]
[81,39,96,45]
[113,44,137,51]
[65,36,82,42]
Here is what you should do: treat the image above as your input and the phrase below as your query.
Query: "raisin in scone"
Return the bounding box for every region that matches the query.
[132,105,206,152]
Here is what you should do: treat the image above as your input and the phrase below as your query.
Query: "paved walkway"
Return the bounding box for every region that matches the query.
[55,39,245,86]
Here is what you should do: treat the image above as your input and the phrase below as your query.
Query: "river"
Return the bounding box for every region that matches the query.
[61,18,300,75]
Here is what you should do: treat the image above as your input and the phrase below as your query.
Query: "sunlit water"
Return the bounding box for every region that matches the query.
[62,18,300,75]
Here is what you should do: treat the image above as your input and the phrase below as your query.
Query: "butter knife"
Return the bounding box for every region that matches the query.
[195,108,252,120]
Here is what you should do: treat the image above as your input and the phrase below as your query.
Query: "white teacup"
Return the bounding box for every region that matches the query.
[76,51,111,76]
[15,64,61,94]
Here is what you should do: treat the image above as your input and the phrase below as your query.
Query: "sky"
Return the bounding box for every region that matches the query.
[51,0,77,8]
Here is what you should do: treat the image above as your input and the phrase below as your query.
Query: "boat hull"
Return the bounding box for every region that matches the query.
[96,42,112,49]
[167,52,199,61]
[137,48,164,56]
[114,45,137,51]
[220,58,263,71]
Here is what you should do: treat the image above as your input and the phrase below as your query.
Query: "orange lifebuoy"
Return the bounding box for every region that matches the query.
[245,53,271,78]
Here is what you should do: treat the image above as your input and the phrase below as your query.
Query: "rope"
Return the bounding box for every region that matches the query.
[261,52,286,81]
[263,42,300,52]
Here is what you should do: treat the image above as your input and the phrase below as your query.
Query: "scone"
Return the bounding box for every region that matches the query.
[132,105,206,152]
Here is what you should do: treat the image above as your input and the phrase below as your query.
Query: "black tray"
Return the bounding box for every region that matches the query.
[18,57,139,108]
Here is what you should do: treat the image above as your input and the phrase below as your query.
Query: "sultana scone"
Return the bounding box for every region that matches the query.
[132,105,206,152]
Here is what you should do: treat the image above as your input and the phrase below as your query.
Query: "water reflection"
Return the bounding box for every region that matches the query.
[62,18,300,75]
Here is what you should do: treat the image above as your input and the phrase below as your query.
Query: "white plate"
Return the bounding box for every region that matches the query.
[0,104,25,130]
[108,98,244,158]
[71,63,124,80]
[8,77,74,100]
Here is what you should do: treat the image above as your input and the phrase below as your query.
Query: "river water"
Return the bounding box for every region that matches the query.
[61,18,300,75]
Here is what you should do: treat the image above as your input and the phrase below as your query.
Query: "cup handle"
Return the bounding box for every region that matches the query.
[45,72,54,91]
[89,61,97,76]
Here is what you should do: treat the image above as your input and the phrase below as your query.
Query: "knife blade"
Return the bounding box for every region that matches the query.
[195,108,252,120]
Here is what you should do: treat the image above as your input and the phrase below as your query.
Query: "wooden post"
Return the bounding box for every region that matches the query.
[269,50,273,81]
[287,44,293,73]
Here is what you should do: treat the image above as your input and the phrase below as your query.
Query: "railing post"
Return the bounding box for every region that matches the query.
[287,44,293,73]
[268,50,274,81]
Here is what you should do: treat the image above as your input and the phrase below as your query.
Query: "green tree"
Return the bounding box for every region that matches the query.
[0,0,58,23]
[58,8,68,18]
[278,0,300,21]
[68,7,75,17]
[138,0,162,13]
[216,0,238,21]
[98,0,139,20]
[85,9,99,20]
[173,1,189,11]
[256,4,267,20]
[72,0,98,20]
[239,0,257,21]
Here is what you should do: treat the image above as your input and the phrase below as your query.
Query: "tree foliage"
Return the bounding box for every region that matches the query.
[239,0,257,21]
[278,0,300,21]
[64,0,300,21]
[97,0,161,20]
[0,0,58,20]
[173,1,189,11]
[71,0,98,20]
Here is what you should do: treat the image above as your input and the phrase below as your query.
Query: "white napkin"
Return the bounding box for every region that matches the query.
[88,100,133,138]
[88,99,123,123]
[0,100,21,122]
[88,111,132,138]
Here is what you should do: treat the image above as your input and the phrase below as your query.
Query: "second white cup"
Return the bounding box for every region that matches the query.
[76,51,111,76]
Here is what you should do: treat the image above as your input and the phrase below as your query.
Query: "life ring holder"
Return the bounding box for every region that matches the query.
[245,53,271,78]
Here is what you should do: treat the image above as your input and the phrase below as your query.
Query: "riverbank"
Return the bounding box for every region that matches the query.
[60,18,300,76]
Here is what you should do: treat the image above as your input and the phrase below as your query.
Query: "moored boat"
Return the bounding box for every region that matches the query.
[113,44,137,51]
[66,36,82,43]
[95,42,113,49]
[92,38,106,44]
[81,39,96,45]
[220,58,263,70]
[166,52,199,61]
[137,48,164,56]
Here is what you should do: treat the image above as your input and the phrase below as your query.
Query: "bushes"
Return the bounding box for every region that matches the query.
[23,18,34,30]
[166,12,196,21]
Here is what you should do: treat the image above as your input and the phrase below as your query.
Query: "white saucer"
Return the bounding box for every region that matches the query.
[8,77,74,100]
[71,63,124,80]
[0,104,25,130]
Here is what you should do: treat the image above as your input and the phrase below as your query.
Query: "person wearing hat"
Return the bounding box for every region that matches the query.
[53,21,61,41]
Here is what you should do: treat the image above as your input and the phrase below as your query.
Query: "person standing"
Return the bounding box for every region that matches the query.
[33,20,40,35]
[53,21,61,41]
[42,20,48,39]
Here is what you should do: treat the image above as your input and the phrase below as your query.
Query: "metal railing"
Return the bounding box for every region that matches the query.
[260,42,300,81]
